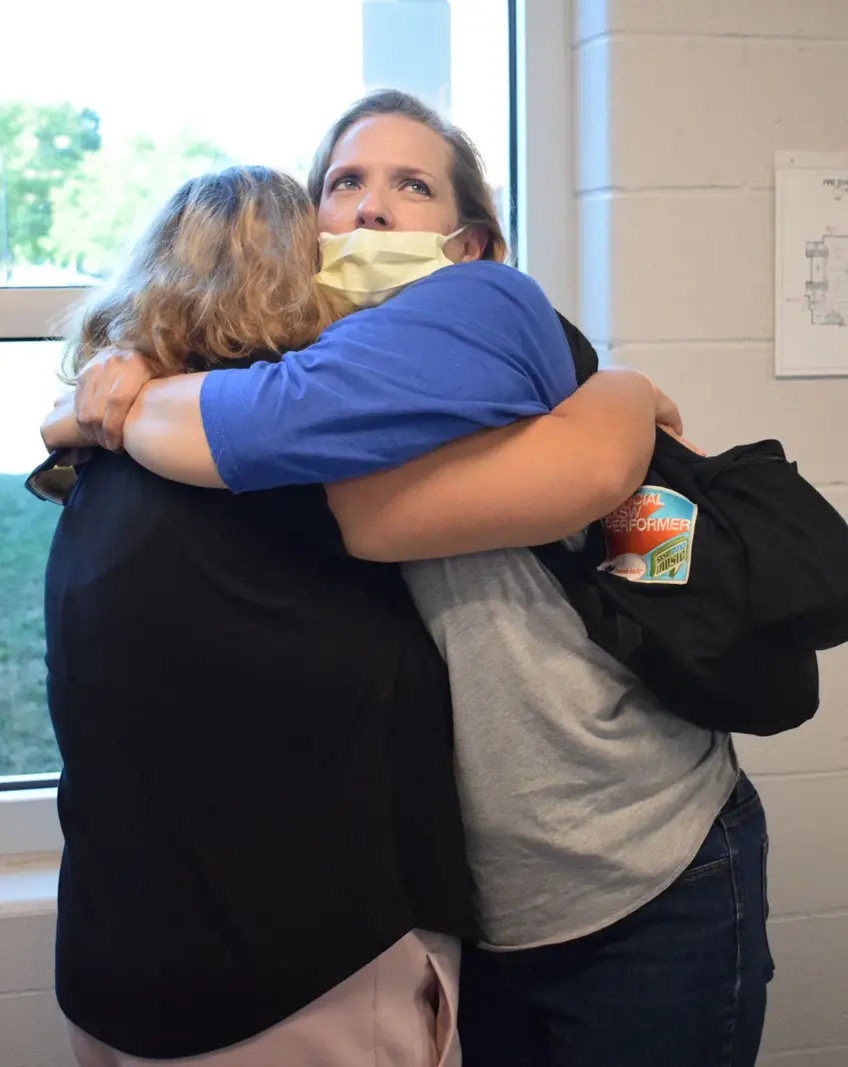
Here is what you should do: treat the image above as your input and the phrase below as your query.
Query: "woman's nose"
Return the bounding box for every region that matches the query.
[356,193,394,230]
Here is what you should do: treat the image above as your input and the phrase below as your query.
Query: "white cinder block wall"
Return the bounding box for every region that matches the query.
[573,2,848,1063]
[0,905,67,1066]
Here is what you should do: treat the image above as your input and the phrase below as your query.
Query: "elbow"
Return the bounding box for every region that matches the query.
[339,524,399,563]
[327,483,410,562]
[598,438,652,512]
[329,499,400,562]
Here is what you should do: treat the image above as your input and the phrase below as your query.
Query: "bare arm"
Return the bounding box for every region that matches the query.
[39,360,222,487]
[327,369,662,562]
[120,374,225,488]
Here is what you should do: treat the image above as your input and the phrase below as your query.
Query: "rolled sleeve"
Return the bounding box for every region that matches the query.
[198,262,576,493]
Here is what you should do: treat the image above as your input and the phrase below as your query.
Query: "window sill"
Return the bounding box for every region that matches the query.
[0,787,64,859]
[0,852,60,917]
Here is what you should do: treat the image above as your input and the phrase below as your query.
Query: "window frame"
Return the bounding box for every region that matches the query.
[0,780,64,854]
[512,0,576,316]
[0,0,574,858]
[0,287,85,341]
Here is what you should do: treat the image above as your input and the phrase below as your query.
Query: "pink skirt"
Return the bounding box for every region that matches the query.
[67,929,461,1067]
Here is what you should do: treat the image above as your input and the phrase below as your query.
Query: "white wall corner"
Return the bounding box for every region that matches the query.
[515,0,576,317]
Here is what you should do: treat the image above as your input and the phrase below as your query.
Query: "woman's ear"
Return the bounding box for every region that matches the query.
[445,225,488,264]
[455,225,488,262]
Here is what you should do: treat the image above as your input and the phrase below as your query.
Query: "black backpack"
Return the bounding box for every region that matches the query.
[532,315,848,736]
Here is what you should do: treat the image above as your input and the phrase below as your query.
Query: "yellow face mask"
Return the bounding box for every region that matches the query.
[315,227,466,307]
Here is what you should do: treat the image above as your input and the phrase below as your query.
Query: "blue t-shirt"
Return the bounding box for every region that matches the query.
[200,260,576,490]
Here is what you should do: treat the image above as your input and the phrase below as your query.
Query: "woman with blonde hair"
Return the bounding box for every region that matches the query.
[62,164,348,378]
[44,165,479,1067]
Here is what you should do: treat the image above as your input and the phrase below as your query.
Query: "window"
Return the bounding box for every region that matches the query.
[0,0,511,294]
[0,342,63,779]
[1,0,573,857]
[0,0,516,813]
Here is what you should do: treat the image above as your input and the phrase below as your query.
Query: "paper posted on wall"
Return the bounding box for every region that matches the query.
[775,152,848,378]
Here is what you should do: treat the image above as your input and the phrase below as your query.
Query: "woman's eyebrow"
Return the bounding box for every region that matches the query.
[325,162,441,184]
[389,165,439,182]
[325,163,364,184]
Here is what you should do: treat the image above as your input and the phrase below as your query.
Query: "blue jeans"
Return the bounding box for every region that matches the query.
[458,773,774,1067]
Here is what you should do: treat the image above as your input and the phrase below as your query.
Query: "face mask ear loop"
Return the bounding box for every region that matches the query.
[442,225,467,245]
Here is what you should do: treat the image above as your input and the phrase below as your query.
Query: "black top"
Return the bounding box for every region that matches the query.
[45,414,477,1057]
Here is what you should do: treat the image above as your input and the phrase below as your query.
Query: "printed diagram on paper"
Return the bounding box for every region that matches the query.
[776,163,848,376]
[806,232,848,326]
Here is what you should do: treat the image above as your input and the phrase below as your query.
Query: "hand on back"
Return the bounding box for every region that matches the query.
[46,348,155,452]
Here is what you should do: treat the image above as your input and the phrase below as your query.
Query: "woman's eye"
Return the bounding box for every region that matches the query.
[401,178,432,196]
[331,175,360,192]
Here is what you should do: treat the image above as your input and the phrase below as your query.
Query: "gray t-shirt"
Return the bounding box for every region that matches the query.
[403,547,738,951]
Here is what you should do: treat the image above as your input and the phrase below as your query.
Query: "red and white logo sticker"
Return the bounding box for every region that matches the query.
[599,486,698,585]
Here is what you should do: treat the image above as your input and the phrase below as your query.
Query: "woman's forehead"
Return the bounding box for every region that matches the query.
[330,114,452,175]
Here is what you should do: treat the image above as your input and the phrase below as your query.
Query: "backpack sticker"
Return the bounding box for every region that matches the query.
[599,486,698,585]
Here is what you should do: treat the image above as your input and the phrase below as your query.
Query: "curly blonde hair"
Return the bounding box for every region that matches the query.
[63,165,352,381]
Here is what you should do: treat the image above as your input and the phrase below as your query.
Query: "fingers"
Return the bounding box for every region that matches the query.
[659,399,683,437]
[74,350,152,451]
[678,436,706,456]
[654,392,683,437]
[658,424,706,456]
[75,353,121,450]
[102,378,142,452]
[41,396,95,452]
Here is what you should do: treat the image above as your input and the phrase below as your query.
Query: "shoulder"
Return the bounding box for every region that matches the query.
[67,452,342,552]
[356,260,566,355]
[401,260,553,317]
[295,260,574,410]
[318,262,558,342]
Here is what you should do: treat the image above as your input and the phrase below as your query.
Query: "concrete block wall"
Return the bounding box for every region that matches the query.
[573,2,848,1062]
[0,905,68,1066]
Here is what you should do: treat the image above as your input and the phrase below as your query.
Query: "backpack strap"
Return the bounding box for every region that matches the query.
[556,312,598,386]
